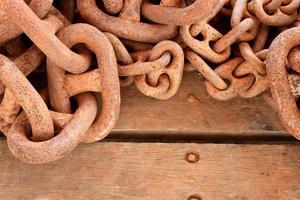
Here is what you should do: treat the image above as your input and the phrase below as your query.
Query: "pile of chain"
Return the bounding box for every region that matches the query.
[0,0,299,164]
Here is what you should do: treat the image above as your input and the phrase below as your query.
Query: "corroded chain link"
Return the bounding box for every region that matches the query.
[0,0,299,163]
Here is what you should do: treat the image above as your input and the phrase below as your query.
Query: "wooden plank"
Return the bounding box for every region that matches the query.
[0,71,287,140]
[0,141,299,199]
[114,72,287,138]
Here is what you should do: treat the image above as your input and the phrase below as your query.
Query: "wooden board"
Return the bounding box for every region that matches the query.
[0,71,288,140]
[0,141,299,200]
[114,72,287,139]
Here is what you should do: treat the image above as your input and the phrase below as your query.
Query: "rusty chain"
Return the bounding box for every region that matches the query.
[0,0,298,163]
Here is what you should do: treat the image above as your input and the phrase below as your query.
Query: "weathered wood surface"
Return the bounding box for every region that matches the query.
[0,72,287,139]
[114,72,287,138]
[0,141,299,200]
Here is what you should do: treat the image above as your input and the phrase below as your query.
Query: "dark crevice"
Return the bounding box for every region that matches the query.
[104,131,298,144]
[1,130,298,145]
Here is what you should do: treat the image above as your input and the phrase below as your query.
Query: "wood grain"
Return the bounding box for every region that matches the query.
[0,72,287,140]
[114,72,287,138]
[0,140,299,200]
